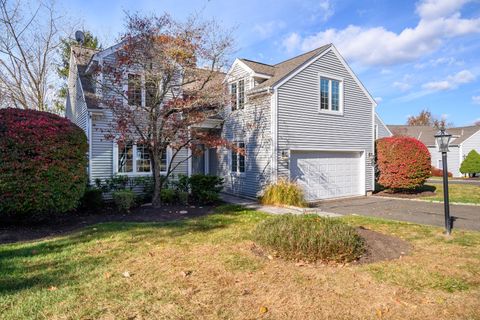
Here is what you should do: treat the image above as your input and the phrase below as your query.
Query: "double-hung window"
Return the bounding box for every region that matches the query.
[127,74,142,106]
[231,141,245,173]
[319,76,343,113]
[117,143,167,174]
[230,79,245,111]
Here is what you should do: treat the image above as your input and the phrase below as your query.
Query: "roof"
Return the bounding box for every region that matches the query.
[387,125,480,146]
[239,44,332,92]
[71,46,100,109]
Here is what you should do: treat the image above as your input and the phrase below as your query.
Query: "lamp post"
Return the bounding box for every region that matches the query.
[434,127,452,235]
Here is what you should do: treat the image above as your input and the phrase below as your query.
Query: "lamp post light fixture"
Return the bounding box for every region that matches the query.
[434,127,453,235]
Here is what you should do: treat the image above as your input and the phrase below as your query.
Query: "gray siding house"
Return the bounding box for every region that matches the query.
[375,113,392,139]
[66,43,377,202]
[388,125,480,177]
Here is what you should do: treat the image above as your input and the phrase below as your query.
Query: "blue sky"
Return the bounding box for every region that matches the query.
[66,0,480,126]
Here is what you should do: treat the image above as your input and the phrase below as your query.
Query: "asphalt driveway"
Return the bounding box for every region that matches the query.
[315,196,480,231]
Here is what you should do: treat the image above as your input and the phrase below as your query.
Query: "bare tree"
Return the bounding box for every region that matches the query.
[406,109,453,128]
[0,0,64,111]
[98,13,236,207]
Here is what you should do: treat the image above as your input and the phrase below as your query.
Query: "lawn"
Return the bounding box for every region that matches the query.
[1,205,480,319]
[421,183,480,204]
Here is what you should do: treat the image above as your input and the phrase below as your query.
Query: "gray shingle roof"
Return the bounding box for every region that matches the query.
[387,125,480,146]
[242,44,332,92]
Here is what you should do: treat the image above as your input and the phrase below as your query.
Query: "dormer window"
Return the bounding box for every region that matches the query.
[230,79,245,111]
[319,75,343,114]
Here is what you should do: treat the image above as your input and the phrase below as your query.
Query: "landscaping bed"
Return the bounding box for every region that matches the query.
[0,204,215,245]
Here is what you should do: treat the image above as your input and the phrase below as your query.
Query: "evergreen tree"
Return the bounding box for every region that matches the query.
[460,150,480,177]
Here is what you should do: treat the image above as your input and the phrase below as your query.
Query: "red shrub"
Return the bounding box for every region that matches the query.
[0,108,88,216]
[431,166,453,178]
[376,136,431,190]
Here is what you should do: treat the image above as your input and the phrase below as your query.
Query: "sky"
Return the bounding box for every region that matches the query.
[64,0,480,126]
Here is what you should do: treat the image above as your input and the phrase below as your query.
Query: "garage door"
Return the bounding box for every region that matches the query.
[290,151,363,201]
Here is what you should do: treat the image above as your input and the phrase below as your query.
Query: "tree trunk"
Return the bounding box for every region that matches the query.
[151,152,163,208]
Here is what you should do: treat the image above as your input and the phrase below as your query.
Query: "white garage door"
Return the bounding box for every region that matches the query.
[290,151,363,201]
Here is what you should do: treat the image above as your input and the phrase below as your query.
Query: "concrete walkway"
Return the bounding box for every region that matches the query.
[220,193,341,217]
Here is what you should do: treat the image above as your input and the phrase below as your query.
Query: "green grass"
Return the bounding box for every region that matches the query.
[421,183,480,204]
[1,206,480,319]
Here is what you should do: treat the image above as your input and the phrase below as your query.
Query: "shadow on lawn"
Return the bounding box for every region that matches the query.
[0,204,250,296]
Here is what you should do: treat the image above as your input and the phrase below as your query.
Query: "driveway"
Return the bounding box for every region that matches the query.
[315,196,480,231]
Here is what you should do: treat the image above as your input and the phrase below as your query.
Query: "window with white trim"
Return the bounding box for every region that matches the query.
[319,76,342,113]
[127,74,142,106]
[117,143,167,174]
[231,141,245,173]
[230,79,245,111]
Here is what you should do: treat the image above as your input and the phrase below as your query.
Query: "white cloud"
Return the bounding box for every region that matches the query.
[253,20,286,39]
[414,57,463,69]
[472,96,480,104]
[282,33,301,53]
[422,70,475,91]
[283,0,480,66]
[393,81,412,92]
[310,0,334,22]
[374,97,383,103]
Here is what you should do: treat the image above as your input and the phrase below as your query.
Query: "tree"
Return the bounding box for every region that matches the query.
[406,109,452,128]
[376,136,431,190]
[55,31,101,112]
[460,150,480,177]
[97,13,235,208]
[0,0,64,112]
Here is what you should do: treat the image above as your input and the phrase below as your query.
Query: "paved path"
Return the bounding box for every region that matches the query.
[315,196,480,231]
[427,178,480,186]
[220,193,340,217]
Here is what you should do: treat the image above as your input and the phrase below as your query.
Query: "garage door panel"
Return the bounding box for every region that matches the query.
[291,151,363,201]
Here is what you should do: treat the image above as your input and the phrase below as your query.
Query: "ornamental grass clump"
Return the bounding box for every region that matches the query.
[253,215,365,263]
[260,180,307,207]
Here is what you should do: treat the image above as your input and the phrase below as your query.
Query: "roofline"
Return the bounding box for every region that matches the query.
[459,128,480,146]
[375,112,393,136]
[85,41,126,73]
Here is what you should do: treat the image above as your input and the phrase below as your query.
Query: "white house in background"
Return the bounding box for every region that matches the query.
[66,43,377,202]
[387,125,480,177]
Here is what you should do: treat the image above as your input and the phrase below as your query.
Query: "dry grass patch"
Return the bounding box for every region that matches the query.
[1,206,480,319]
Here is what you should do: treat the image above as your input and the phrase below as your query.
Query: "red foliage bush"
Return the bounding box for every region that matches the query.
[431,166,453,178]
[376,136,431,190]
[0,108,88,215]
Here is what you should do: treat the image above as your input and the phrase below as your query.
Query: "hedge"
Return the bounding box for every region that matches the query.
[0,108,88,216]
[376,136,431,190]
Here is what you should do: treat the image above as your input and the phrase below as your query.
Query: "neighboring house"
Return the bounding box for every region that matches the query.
[388,125,480,177]
[66,43,377,202]
[374,113,392,139]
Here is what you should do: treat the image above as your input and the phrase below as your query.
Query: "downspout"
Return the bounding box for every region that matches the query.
[270,87,278,183]
[88,111,93,184]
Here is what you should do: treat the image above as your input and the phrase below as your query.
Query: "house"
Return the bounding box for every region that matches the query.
[387,125,480,177]
[374,113,392,139]
[66,43,377,202]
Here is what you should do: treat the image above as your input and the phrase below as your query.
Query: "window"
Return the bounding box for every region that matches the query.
[118,143,134,173]
[230,82,237,110]
[128,74,142,106]
[231,142,245,173]
[319,76,343,113]
[230,79,245,111]
[136,144,151,172]
[117,144,168,174]
[438,159,443,169]
[145,78,157,107]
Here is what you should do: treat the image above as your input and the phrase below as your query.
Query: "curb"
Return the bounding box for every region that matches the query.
[370,195,480,207]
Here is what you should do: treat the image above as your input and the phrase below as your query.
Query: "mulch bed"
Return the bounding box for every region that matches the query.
[0,204,215,245]
[374,189,436,199]
[354,227,411,264]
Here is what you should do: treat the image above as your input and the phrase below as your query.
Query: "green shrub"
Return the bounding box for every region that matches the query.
[112,190,136,213]
[0,108,88,216]
[460,150,480,177]
[253,215,365,263]
[160,188,177,204]
[177,191,189,205]
[189,174,223,204]
[260,179,306,207]
[80,188,104,211]
[197,190,220,204]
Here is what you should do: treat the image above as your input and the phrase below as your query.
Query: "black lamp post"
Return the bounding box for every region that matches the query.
[434,127,453,235]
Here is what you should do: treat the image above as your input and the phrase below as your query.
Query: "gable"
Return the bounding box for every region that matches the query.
[275,46,376,107]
